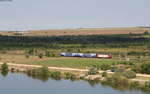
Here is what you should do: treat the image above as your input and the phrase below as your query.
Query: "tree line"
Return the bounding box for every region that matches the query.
[0,34,150,50]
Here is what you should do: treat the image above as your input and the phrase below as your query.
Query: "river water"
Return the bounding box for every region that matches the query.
[0,73,149,94]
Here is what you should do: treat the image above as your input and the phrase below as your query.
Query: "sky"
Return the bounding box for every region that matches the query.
[0,0,150,31]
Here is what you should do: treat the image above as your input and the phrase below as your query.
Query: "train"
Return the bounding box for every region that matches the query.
[60,52,112,59]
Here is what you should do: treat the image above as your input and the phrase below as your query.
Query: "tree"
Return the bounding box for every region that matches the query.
[1,63,9,76]
[38,53,43,59]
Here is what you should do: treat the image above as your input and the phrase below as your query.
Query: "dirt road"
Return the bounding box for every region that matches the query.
[0,62,88,72]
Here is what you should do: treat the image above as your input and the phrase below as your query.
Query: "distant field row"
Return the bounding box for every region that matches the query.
[0,27,149,36]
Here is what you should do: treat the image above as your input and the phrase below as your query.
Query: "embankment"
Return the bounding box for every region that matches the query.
[0,62,150,83]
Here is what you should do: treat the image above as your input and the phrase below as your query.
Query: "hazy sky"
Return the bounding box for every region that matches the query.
[0,0,150,30]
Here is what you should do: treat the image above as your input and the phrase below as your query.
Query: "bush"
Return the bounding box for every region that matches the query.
[141,63,150,74]
[100,64,111,70]
[102,72,107,77]
[88,67,98,75]
[123,71,136,79]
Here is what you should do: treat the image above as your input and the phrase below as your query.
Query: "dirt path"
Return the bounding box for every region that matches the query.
[0,62,89,72]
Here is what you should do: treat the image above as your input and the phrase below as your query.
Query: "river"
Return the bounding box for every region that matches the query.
[0,73,149,94]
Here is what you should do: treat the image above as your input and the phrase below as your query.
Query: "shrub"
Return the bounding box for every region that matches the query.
[100,64,111,70]
[88,67,98,75]
[38,53,43,59]
[123,71,136,79]
[102,72,107,77]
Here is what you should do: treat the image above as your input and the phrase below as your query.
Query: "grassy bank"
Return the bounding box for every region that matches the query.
[0,54,117,68]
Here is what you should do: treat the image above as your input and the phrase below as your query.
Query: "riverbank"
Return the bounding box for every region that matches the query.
[0,62,150,82]
[0,62,150,92]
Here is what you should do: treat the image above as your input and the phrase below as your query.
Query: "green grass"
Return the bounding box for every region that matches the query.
[18,58,117,69]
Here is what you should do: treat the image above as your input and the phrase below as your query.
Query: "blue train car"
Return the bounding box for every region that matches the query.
[60,52,96,58]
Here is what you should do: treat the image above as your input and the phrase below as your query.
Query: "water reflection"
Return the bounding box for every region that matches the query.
[1,70,8,77]
[26,73,49,82]
[86,80,100,87]
[22,72,150,93]
[0,72,149,94]
[1,70,149,93]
